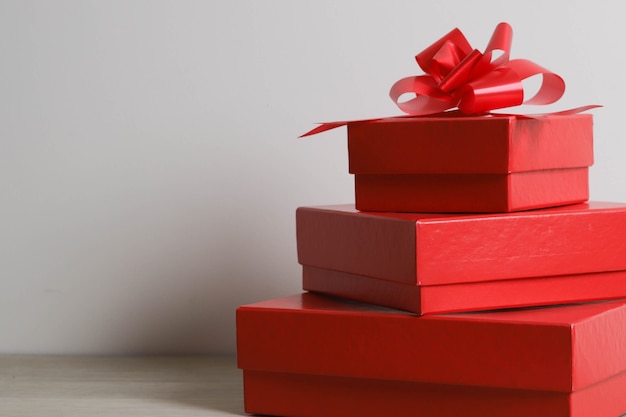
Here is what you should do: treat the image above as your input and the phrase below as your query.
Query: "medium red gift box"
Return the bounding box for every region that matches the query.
[348,114,593,213]
[297,202,626,314]
[237,293,626,417]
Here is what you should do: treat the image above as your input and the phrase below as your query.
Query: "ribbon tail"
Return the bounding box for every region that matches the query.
[299,106,600,138]
[491,104,602,119]
[299,112,467,138]
[543,104,603,116]
[299,122,349,138]
[299,117,389,138]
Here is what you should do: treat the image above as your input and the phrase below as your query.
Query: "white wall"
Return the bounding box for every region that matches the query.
[1,0,624,354]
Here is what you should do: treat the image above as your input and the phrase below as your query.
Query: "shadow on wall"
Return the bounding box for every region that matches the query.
[99,203,299,355]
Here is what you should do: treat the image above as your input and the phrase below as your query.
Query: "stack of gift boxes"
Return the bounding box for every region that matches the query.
[237,113,626,417]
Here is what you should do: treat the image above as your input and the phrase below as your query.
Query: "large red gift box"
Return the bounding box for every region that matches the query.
[348,114,593,212]
[297,202,626,314]
[237,293,626,417]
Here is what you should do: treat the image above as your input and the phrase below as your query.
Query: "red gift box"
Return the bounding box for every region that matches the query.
[237,293,626,417]
[297,202,626,314]
[348,114,593,212]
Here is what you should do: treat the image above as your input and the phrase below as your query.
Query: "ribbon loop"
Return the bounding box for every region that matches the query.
[300,22,599,138]
[482,21,513,68]
[458,68,524,114]
[438,49,482,93]
[507,59,566,105]
[391,22,565,115]
[416,28,472,75]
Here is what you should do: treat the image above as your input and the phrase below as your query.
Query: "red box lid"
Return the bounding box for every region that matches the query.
[347,114,593,175]
[237,293,626,392]
[296,202,626,286]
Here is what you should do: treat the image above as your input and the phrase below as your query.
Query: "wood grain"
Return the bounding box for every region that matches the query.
[0,355,244,416]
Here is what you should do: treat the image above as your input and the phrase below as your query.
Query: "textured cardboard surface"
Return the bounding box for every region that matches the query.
[237,293,626,392]
[354,168,588,212]
[243,369,626,417]
[303,266,626,314]
[347,114,593,212]
[347,114,593,174]
[297,202,626,314]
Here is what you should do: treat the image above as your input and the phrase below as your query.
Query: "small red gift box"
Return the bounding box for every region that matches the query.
[237,293,626,417]
[348,114,593,213]
[297,202,626,314]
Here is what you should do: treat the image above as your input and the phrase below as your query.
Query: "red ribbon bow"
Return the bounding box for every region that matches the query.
[389,22,565,115]
[300,23,598,137]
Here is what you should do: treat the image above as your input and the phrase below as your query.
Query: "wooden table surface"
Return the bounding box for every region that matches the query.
[0,355,245,416]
